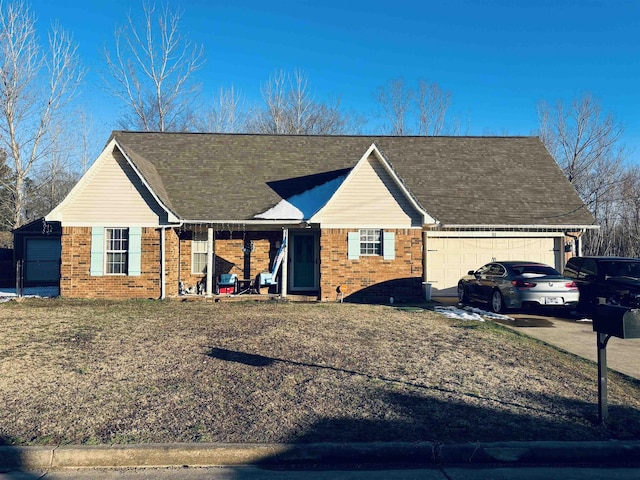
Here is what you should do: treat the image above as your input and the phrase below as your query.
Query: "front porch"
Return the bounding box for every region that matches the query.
[178,223,320,300]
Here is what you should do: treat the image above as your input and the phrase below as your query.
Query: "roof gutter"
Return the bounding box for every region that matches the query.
[433,224,599,230]
[180,219,306,226]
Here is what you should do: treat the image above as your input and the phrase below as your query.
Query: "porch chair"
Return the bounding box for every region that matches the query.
[215,273,238,295]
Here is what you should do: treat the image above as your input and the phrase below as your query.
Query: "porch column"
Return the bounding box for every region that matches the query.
[160,227,166,299]
[281,228,289,297]
[206,227,214,297]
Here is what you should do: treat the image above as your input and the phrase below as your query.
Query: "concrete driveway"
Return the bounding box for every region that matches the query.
[433,297,640,380]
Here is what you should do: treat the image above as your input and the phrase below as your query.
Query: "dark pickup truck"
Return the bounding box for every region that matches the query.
[564,256,640,313]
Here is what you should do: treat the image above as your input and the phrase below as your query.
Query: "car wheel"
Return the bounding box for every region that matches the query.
[491,290,505,313]
[457,282,468,303]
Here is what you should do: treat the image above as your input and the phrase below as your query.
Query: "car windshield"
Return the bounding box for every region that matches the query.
[602,261,640,278]
[510,264,559,277]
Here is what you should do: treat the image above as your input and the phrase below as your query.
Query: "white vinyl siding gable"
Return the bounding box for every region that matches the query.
[51,148,166,226]
[313,154,423,228]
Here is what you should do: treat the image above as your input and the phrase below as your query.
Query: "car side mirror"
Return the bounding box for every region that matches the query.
[468,270,476,275]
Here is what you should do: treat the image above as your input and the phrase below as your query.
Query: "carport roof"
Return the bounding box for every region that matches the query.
[109,131,596,227]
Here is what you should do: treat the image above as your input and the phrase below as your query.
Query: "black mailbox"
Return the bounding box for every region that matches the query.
[593,304,640,339]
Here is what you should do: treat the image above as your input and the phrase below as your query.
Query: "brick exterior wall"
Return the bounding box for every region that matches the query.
[164,229,180,297]
[60,226,163,299]
[319,228,423,303]
[60,226,423,301]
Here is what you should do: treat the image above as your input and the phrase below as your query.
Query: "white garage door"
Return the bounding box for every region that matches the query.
[426,236,560,296]
[25,237,61,284]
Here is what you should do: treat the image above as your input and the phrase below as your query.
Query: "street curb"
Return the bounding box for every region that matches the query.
[1,441,640,471]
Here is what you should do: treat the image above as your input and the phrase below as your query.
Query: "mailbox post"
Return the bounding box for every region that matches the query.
[593,305,640,423]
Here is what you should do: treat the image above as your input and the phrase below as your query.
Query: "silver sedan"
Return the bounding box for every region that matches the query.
[457,261,580,313]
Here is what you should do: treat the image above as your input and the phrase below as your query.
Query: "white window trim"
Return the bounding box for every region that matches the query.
[359,229,382,256]
[105,227,129,275]
[192,231,208,274]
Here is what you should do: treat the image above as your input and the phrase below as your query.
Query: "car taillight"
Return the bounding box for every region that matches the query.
[565,281,578,290]
[512,280,536,289]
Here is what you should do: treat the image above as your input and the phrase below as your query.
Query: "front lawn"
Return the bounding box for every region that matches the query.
[1,298,639,445]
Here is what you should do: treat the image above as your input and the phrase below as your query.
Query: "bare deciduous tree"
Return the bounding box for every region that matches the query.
[249,69,351,135]
[537,94,625,207]
[202,86,246,133]
[376,78,412,135]
[104,2,204,132]
[537,94,628,255]
[376,78,453,136]
[0,1,84,229]
[417,80,451,136]
[0,148,11,229]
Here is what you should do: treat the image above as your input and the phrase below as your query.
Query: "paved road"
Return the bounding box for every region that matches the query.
[2,465,639,479]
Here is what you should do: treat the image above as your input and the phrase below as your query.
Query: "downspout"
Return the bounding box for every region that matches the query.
[565,229,585,257]
[160,227,166,299]
[281,228,289,298]
[206,227,214,297]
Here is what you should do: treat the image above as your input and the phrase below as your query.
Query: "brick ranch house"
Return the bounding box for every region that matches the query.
[35,132,595,301]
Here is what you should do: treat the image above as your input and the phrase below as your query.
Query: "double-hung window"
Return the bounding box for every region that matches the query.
[105,228,128,274]
[359,229,382,255]
[90,226,141,277]
[192,231,208,274]
[348,229,395,260]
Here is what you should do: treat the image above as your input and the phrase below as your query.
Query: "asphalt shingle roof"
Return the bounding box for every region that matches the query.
[110,131,596,227]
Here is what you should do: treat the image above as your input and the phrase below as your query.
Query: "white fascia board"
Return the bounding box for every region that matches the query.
[181,219,304,226]
[113,139,180,223]
[45,139,118,222]
[435,224,599,230]
[426,230,567,238]
[55,221,177,228]
[309,143,437,225]
[318,223,423,229]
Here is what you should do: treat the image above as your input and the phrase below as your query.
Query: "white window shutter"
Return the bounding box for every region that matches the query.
[347,232,360,260]
[383,232,395,260]
[90,227,104,276]
[128,227,142,276]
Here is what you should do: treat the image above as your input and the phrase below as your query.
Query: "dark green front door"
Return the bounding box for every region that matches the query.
[291,233,317,290]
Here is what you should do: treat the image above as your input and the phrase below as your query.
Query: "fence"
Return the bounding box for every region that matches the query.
[0,254,14,288]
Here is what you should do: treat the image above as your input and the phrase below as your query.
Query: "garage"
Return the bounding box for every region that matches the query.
[426,234,563,296]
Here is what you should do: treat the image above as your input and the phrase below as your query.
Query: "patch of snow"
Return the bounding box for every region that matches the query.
[255,199,304,220]
[435,306,485,321]
[255,175,347,220]
[434,305,514,322]
[0,287,59,302]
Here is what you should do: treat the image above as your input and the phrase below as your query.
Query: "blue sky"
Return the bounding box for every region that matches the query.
[28,0,640,161]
